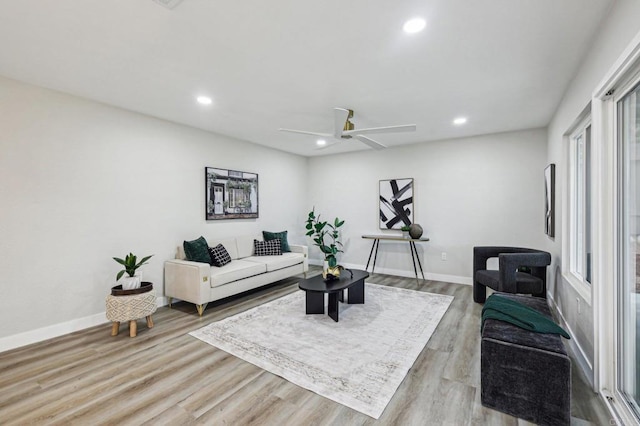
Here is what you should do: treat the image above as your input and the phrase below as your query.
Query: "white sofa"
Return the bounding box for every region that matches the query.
[164,235,308,315]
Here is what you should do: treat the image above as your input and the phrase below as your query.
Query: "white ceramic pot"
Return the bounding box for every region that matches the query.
[121,275,141,290]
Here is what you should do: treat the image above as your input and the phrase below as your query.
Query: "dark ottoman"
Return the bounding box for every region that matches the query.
[481,293,571,425]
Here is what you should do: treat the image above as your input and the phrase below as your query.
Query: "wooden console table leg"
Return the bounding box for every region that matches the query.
[111,322,119,336]
[129,320,137,337]
[146,315,154,328]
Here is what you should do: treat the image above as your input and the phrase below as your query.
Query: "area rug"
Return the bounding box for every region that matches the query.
[189,283,453,419]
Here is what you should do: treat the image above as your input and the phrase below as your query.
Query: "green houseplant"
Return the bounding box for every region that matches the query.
[305,208,344,279]
[113,253,153,290]
[401,225,411,238]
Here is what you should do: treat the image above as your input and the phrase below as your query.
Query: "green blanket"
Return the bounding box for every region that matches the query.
[481,294,570,339]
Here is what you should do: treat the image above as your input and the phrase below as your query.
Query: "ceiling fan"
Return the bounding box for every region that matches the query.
[278,108,416,150]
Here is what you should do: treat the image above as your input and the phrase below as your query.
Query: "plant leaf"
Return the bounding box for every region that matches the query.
[137,254,153,265]
[116,270,125,281]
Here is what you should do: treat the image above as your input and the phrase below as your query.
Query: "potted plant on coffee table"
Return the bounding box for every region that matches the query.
[113,253,153,291]
[305,208,344,280]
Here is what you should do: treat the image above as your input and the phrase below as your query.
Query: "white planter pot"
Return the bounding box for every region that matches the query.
[121,275,141,290]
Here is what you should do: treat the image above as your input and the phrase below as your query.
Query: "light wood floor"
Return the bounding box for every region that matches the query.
[0,267,612,425]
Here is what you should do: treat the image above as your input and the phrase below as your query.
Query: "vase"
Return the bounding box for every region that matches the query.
[121,275,141,290]
[322,259,341,281]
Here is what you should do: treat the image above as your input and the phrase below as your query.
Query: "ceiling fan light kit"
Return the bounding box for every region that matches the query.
[279,107,416,151]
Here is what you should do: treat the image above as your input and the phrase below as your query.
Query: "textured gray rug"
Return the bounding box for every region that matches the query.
[190,283,453,419]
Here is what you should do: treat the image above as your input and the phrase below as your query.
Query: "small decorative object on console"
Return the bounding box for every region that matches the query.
[401,225,411,238]
[409,223,423,239]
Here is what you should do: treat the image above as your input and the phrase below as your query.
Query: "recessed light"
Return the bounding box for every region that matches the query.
[316,139,327,146]
[403,18,426,34]
[196,96,212,105]
[453,117,467,125]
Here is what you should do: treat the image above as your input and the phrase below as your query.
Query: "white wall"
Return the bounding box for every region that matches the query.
[306,128,548,283]
[546,0,640,374]
[0,76,308,344]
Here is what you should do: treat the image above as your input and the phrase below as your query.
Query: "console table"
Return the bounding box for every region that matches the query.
[362,234,430,281]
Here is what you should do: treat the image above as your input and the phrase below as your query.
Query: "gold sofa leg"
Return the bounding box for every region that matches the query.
[196,303,208,316]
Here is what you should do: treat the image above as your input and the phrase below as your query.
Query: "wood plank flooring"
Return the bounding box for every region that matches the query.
[0,267,612,425]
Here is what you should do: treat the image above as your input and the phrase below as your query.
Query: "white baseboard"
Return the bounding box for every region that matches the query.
[0,296,168,353]
[547,292,595,389]
[308,259,472,286]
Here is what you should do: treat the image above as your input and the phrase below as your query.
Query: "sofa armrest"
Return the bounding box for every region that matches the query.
[164,259,211,305]
[290,244,309,272]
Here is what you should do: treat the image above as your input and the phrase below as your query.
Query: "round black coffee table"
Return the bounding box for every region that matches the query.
[298,269,369,322]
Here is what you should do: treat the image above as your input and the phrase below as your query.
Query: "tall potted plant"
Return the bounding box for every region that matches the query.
[113,253,153,290]
[305,208,344,280]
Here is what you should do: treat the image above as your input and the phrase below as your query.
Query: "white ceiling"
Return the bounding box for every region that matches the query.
[0,0,612,156]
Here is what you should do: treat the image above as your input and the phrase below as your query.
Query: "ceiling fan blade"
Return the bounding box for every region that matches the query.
[278,128,333,137]
[343,124,416,136]
[355,135,387,150]
[333,108,350,138]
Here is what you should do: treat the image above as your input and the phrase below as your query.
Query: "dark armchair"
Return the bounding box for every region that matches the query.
[473,246,551,303]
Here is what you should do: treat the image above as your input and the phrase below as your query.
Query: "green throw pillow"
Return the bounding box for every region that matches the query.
[262,230,291,253]
[183,236,211,264]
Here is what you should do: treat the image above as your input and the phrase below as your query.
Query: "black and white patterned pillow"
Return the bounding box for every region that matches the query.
[208,244,232,267]
[254,239,282,256]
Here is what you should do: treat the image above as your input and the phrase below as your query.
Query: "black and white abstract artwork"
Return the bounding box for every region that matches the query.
[379,178,413,229]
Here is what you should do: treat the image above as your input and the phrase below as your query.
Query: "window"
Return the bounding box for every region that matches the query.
[569,119,593,290]
[617,80,640,417]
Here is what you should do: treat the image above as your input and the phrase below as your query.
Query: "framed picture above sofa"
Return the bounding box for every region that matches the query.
[379,178,413,229]
[205,167,259,220]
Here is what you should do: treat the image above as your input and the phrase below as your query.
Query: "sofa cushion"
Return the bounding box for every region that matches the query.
[244,252,304,272]
[254,239,282,256]
[208,238,239,260]
[210,260,267,287]
[183,236,211,264]
[236,235,261,258]
[263,230,291,252]
[208,244,232,267]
